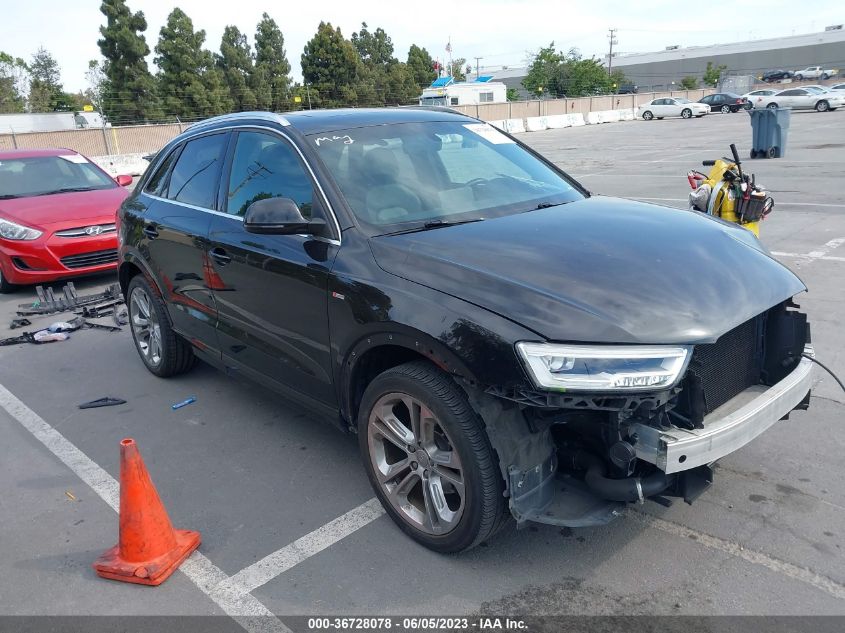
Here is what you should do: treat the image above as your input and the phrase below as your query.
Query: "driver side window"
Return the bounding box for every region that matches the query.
[226,131,314,219]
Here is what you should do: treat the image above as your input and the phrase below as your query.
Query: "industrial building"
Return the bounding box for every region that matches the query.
[472,27,845,96]
[607,27,845,91]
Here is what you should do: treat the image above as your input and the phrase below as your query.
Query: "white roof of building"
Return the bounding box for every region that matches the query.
[611,29,845,67]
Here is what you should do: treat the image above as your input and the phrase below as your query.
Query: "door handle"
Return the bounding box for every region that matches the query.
[209,247,232,266]
[143,224,159,239]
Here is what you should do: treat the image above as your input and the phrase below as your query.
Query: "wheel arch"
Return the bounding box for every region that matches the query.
[340,329,481,428]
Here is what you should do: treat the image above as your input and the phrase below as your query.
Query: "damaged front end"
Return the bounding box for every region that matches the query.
[472,301,813,528]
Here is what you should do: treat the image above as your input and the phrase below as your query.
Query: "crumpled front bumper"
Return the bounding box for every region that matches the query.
[630,345,814,474]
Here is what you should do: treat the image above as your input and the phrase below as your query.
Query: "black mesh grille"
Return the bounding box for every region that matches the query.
[688,315,763,414]
[60,249,118,269]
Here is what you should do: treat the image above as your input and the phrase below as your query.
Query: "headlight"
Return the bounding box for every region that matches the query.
[0,218,42,241]
[516,343,691,392]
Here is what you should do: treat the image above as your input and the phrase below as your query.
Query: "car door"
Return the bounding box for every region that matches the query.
[205,128,340,408]
[139,131,229,351]
[664,99,682,117]
[778,89,804,108]
[652,99,670,116]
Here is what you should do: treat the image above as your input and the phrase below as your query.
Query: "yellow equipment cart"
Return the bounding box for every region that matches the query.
[687,144,773,237]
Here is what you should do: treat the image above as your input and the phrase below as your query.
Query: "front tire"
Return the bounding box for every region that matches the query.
[681,108,692,119]
[767,102,778,109]
[821,73,829,80]
[795,74,804,81]
[358,361,507,553]
[816,100,830,112]
[127,275,196,377]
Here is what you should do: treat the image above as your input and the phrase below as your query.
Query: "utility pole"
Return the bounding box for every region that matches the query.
[474,56,483,79]
[607,28,618,76]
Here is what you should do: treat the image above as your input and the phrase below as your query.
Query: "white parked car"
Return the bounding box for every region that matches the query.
[755,87,845,112]
[830,83,845,91]
[637,97,710,120]
[793,66,838,81]
[742,89,777,109]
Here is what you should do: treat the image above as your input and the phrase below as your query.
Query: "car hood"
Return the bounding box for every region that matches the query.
[0,188,128,230]
[369,197,806,344]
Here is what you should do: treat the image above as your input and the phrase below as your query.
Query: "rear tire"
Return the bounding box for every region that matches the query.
[720,104,731,113]
[127,275,196,377]
[642,110,653,120]
[358,361,508,553]
[821,73,829,80]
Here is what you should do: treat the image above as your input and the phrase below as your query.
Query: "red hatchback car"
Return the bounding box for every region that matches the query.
[0,148,132,292]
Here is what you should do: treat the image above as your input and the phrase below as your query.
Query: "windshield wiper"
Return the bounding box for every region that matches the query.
[532,201,569,210]
[33,187,98,196]
[0,194,21,200]
[381,218,484,236]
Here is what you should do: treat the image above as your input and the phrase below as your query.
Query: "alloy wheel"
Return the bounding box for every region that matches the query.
[129,286,162,366]
[367,392,465,535]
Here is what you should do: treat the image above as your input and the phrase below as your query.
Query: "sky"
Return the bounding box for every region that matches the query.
[2,0,842,92]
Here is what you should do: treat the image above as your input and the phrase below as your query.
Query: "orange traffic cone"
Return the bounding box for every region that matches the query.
[93,438,201,585]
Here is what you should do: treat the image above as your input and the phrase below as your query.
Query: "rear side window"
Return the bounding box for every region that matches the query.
[144,147,181,196]
[164,133,228,209]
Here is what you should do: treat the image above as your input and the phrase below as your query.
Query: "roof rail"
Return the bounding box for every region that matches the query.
[185,111,291,132]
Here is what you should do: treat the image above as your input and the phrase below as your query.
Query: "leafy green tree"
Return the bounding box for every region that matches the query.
[523,44,615,97]
[407,44,436,88]
[301,21,361,107]
[506,87,520,101]
[703,62,726,88]
[352,22,395,66]
[523,43,566,97]
[154,8,230,119]
[217,26,257,111]
[253,13,292,111]
[565,52,613,96]
[98,0,161,122]
[680,76,699,89]
[448,57,467,81]
[84,60,107,111]
[28,47,64,112]
[0,52,28,113]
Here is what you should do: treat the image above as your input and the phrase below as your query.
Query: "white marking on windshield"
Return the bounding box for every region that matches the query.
[315,135,354,146]
[58,154,89,164]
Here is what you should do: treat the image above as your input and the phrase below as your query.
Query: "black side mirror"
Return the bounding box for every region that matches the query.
[243,197,326,236]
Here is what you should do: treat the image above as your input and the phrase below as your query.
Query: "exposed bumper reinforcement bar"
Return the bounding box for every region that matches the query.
[631,345,814,474]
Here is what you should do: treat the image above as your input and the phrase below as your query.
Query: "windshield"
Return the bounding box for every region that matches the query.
[0,155,116,200]
[309,120,584,235]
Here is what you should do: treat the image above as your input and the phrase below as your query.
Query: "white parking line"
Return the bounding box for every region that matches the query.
[772,238,845,264]
[632,512,845,601]
[219,498,385,596]
[0,382,292,633]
